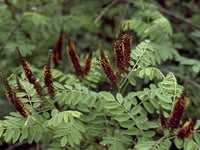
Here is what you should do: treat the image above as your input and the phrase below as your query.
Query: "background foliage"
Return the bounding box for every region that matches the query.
[0,0,200,149]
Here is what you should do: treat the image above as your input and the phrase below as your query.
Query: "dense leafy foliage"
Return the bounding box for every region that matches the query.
[0,0,200,150]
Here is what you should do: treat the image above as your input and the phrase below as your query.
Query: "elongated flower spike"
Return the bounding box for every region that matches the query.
[122,33,132,73]
[67,38,83,76]
[99,44,117,85]
[53,51,59,67]
[44,50,55,98]
[114,22,132,73]
[178,110,199,139]
[16,47,44,98]
[53,28,64,66]
[159,104,167,129]
[167,78,189,130]
[114,40,125,72]
[83,50,93,75]
[167,97,188,130]
[0,69,28,117]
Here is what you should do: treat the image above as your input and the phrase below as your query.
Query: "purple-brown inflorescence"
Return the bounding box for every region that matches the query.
[177,109,199,139]
[0,71,28,117]
[167,95,188,130]
[114,40,125,72]
[122,33,132,73]
[159,104,167,129]
[83,50,93,75]
[177,117,197,139]
[167,80,189,130]
[114,23,132,74]
[44,50,55,98]
[67,38,83,76]
[16,47,44,98]
[53,28,64,66]
[99,45,117,85]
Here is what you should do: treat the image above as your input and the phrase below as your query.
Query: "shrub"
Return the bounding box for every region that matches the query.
[0,1,200,150]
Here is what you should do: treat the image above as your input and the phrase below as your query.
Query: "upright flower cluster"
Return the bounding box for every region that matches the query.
[99,46,117,85]
[100,29,132,85]
[114,41,125,72]
[177,109,199,139]
[122,34,132,71]
[0,71,28,117]
[167,79,189,130]
[16,48,44,98]
[83,51,93,75]
[114,33,132,73]
[159,79,198,139]
[44,50,55,98]
[177,118,197,139]
[53,29,64,66]
[67,38,93,76]
[67,39,84,76]
[167,95,188,130]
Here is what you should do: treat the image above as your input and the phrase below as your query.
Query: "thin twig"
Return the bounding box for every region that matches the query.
[159,68,200,89]
[150,0,200,30]
[94,0,120,24]
[0,17,24,53]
